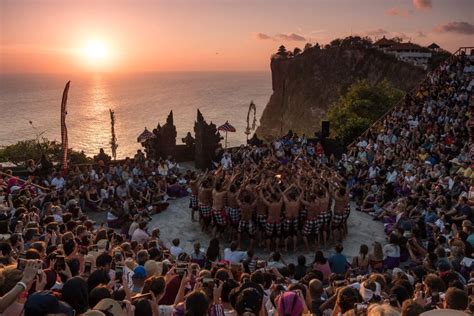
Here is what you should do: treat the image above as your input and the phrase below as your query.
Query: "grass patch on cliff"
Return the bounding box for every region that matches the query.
[327,79,403,145]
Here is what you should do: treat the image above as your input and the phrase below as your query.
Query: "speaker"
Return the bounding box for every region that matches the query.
[321,121,330,138]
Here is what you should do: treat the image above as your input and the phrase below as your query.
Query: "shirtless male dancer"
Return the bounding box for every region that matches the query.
[282,184,302,252]
[316,185,331,245]
[259,189,283,251]
[211,181,228,238]
[301,190,323,252]
[226,184,241,241]
[198,178,213,232]
[330,180,349,242]
[255,189,269,247]
[188,173,199,222]
[236,190,257,251]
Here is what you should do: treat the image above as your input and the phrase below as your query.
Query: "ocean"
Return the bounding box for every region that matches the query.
[0,72,272,158]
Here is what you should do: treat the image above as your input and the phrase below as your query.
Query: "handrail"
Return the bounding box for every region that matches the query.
[347,46,474,148]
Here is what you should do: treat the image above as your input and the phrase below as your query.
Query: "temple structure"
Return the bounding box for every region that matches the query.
[139,110,221,167]
[141,111,177,160]
[194,109,222,169]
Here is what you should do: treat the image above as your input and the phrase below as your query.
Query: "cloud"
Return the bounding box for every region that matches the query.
[434,21,474,35]
[385,7,412,17]
[416,31,427,38]
[413,0,432,10]
[392,32,410,41]
[253,32,307,41]
[276,33,307,41]
[254,33,274,40]
[365,28,389,36]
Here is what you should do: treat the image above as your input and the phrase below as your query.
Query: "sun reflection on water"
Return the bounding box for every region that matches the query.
[80,74,112,157]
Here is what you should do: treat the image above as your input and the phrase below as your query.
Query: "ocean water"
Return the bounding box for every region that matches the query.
[0,72,272,158]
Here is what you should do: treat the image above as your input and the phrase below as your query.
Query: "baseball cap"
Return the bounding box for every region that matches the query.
[133,265,147,279]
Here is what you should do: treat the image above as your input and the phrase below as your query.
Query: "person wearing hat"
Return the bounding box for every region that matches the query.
[131,266,147,294]
[93,298,134,316]
[24,291,75,316]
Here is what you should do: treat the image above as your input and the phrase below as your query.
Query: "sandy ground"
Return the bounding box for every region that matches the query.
[90,195,386,264]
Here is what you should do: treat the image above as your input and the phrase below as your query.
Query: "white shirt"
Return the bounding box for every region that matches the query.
[383,244,400,259]
[51,177,65,190]
[386,170,398,183]
[170,246,183,258]
[131,228,149,243]
[221,156,233,170]
[224,248,247,263]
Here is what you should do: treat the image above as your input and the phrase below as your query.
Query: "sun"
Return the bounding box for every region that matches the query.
[83,40,108,60]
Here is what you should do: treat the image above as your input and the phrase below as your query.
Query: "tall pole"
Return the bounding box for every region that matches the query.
[225,131,228,149]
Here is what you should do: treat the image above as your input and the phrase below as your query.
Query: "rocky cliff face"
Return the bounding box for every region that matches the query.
[256,46,426,140]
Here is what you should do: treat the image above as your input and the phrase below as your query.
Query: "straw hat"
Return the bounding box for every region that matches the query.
[93,298,125,316]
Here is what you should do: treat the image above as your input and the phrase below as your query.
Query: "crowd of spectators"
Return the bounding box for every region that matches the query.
[0,51,472,316]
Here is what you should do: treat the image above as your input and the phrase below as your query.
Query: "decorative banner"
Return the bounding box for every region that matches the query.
[109,109,118,160]
[60,81,70,170]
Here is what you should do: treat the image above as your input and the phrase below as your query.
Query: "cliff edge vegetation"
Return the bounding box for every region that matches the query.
[256,36,427,141]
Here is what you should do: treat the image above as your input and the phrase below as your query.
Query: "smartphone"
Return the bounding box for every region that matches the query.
[256,260,266,268]
[431,292,440,304]
[176,262,188,277]
[333,280,346,287]
[89,245,98,252]
[203,277,215,288]
[216,262,227,268]
[17,258,27,271]
[115,265,124,283]
[84,261,92,274]
[354,304,367,315]
[55,255,66,271]
[114,251,122,261]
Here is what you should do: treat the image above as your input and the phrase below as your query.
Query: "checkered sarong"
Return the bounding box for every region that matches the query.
[190,195,198,209]
[283,217,298,235]
[332,212,345,228]
[212,208,228,227]
[343,208,350,222]
[265,220,281,236]
[227,207,241,226]
[199,203,212,218]
[298,208,308,229]
[256,214,267,230]
[319,212,332,226]
[238,219,256,235]
[303,217,321,236]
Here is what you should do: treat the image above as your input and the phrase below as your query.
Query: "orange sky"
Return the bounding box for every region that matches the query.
[1,0,473,73]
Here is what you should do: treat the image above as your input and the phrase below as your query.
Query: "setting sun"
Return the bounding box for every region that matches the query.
[84,41,108,60]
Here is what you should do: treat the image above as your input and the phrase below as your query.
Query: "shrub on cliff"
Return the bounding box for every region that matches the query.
[327,79,403,145]
[0,138,91,167]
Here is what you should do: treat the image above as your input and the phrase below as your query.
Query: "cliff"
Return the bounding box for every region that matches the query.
[256,46,427,140]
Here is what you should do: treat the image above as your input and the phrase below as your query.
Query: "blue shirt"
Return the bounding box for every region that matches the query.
[328,253,348,274]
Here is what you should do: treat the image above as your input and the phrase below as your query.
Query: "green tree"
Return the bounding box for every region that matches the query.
[0,138,90,167]
[327,79,403,145]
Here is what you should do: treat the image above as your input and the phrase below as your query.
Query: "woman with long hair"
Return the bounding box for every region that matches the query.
[369,242,384,272]
[352,244,369,274]
[205,238,221,269]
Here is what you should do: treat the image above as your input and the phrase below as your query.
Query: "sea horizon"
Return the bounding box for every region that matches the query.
[0,71,272,158]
